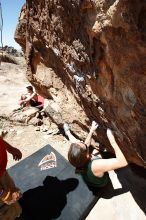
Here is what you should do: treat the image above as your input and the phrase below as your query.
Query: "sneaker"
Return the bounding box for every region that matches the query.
[63,123,70,135]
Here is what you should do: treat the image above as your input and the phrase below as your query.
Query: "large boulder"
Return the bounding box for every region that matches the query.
[15,0,146,168]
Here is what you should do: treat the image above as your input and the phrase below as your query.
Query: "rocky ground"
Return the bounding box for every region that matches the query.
[0,61,146,220]
[0,60,69,169]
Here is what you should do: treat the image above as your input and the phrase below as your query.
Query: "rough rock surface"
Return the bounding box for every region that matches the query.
[15,0,146,168]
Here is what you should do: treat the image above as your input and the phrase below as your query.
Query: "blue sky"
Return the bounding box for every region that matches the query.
[1,0,25,49]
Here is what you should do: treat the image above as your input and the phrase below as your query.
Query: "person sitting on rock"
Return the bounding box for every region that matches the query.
[19,85,39,108]
[0,137,22,219]
[64,121,128,188]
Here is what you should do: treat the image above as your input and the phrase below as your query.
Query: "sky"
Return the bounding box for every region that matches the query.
[1,0,25,50]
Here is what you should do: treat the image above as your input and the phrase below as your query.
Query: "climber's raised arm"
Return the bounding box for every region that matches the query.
[84,121,98,147]
[92,129,128,176]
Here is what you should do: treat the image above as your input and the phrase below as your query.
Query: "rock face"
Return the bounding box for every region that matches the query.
[15,0,146,168]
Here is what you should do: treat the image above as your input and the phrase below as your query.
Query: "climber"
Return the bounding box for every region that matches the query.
[0,137,22,219]
[19,85,39,108]
[64,121,128,188]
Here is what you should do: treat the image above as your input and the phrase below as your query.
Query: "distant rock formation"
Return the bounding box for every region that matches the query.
[15,0,146,168]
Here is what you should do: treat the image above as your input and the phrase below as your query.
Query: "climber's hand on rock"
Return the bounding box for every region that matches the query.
[90,121,99,132]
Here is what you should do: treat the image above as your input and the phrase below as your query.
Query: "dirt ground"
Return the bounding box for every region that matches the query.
[0,61,27,115]
[0,61,70,168]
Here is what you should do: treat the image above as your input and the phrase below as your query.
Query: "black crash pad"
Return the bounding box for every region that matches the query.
[8,145,98,220]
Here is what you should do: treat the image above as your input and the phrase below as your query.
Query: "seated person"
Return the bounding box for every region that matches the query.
[19,86,39,108]
[64,121,128,188]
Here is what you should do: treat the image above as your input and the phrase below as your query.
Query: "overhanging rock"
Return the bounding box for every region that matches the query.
[15,0,146,168]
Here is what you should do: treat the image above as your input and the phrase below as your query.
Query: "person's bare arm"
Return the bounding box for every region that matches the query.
[24,92,36,102]
[3,139,22,161]
[92,129,128,175]
[84,130,94,147]
[84,121,98,147]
